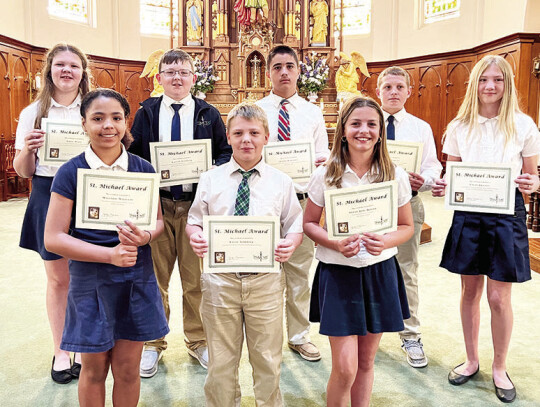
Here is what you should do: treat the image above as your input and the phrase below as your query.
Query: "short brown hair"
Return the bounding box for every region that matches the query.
[159,48,195,72]
[377,66,411,88]
[267,45,299,71]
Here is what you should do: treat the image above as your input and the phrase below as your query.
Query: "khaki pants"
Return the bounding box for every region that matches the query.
[145,198,206,352]
[202,272,284,407]
[282,197,314,345]
[396,195,425,340]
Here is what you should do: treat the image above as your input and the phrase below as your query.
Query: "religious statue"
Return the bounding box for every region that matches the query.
[310,0,328,45]
[186,0,203,44]
[140,49,165,97]
[234,0,269,28]
[335,51,370,102]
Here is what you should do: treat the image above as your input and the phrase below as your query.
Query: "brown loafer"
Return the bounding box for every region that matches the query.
[288,342,321,362]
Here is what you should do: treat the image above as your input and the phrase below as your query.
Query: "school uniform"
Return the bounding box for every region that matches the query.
[256,92,329,347]
[51,145,169,352]
[383,108,442,340]
[308,165,412,336]
[440,113,540,282]
[187,158,303,407]
[15,96,82,260]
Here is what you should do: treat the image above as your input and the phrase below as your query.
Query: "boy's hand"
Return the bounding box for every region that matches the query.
[515,173,540,195]
[336,234,361,258]
[110,243,138,267]
[432,178,447,197]
[117,220,150,247]
[360,233,385,256]
[275,238,296,263]
[408,172,424,191]
[189,231,208,258]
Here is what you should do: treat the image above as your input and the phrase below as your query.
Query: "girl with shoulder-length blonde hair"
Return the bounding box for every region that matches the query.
[13,43,91,384]
[304,95,414,407]
[433,55,540,403]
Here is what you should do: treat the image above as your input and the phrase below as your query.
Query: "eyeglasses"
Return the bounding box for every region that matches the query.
[160,69,194,78]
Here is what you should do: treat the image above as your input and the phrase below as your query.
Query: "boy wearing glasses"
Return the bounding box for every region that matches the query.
[130,48,231,377]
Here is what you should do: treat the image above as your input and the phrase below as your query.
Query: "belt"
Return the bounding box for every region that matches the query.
[235,272,260,279]
[159,189,194,201]
[296,192,309,200]
[412,190,418,197]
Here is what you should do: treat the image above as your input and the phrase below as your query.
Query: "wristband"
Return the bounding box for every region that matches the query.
[145,230,152,245]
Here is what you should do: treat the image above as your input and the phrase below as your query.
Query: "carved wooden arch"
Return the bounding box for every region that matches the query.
[418,65,442,96]
[11,54,30,121]
[446,62,471,93]
[499,51,518,73]
[93,68,116,89]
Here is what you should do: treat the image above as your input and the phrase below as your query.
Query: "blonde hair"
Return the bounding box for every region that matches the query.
[325,96,395,188]
[33,43,91,129]
[226,102,269,135]
[445,55,520,144]
[377,66,410,88]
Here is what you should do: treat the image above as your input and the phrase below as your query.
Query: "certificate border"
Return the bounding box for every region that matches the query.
[325,182,397,239]
[447,164,513,212]
[387,141,423,173]
[150,139,212,185]
[40,119,87,166]
[206,218,278,272]
[77,171,158,229]
[263,140,315,182]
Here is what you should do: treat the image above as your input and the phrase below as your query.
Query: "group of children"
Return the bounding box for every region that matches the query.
[13,41,539,406]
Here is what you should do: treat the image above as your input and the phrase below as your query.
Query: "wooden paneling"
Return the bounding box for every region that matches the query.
[0,47,12,139]
[9,50,31,138]
[119,65,152,128]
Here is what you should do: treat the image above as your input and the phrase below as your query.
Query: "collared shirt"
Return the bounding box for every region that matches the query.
[256,91,330,193]
[158,93,195,143]
[84,144,129,171]
[15,95,83,177]
[443,112,540,178]
[307,164,412,268]
[383,108,442,191]
[188,157,303,238]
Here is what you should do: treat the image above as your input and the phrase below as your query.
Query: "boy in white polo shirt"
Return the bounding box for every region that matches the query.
[186,103,303,406]
[376,66,442,368]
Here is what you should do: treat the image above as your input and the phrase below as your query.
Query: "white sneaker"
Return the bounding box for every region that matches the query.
[140,349,162,378]
[187,346,208,369]
[401,339,428,368]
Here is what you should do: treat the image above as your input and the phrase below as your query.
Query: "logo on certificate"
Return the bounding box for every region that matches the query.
[454,192,464,203]
[337,222,349,234]
[253,251,269,262]
[161,170,170,180]
[88,206,100,219]
[214,252,225,263]
[489,194,504,204]
[129,209,146,220]
[374,216,389,226]
[49,148,59,158]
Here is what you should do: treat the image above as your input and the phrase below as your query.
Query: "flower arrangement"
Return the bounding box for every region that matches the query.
[297,52,330,95]
[191,58,219,95]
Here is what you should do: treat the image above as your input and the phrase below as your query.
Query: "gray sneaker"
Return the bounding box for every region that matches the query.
[140,349,162,378]
[187,346,208,369]
[401,339,428,368]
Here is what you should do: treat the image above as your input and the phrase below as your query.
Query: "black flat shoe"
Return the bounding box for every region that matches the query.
[71,358,81,379]
[51,357,73,384]
[448,362,480,386]
[494,373,516,403]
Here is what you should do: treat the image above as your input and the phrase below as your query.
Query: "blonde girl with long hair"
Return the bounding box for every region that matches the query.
[433,55,540,403]
[303,96,414,407]
[13,43,91,383]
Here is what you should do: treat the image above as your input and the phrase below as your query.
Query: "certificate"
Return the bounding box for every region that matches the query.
[203,216,280,273]
[387,140,423,173]
[263,140,315,182]
[445,162,515,215]
[324,180,398,240]
[75,169,160,231]
[149,139,212,186]
[39,118,88,166]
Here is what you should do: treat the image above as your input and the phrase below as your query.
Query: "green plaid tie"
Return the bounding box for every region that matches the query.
[234,169,256,216]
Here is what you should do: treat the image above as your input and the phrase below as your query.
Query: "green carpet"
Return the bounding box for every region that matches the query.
[1,193,539,406]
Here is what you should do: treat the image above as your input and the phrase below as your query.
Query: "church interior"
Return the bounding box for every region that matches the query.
[0,1,540,406]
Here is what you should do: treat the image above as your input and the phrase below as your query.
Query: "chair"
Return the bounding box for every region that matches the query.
[1,139,30,201]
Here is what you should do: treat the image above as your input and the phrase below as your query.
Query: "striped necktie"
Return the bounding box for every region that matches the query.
[234,169,256,216]
[277,99,290,141]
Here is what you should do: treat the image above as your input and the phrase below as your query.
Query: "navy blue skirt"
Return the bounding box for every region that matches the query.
[19,175,62,261]
[61,247,169,353]
[310,257,410,336]
[440,191,530,283]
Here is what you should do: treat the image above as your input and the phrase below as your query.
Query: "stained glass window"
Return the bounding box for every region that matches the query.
[424,0,460,24]
[48,0,89,24]
[334,0,371,38]
[140,0,179,36]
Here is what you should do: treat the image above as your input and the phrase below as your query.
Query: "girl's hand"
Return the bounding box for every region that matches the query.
[189,231,208,258]
[515,173,540,195]
[117,220,150,247]
[336,234,361,258]
[408,172,425,191]
[23,129,45,153]
[432,178,447,197]
[315,157,327,167]
[110,243,138,267]
[361,233,385,256]
[275,238,296,263]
